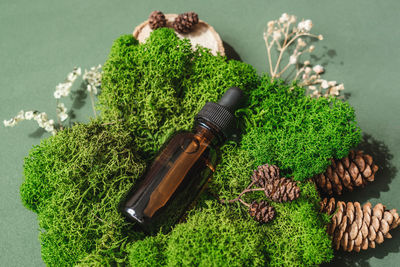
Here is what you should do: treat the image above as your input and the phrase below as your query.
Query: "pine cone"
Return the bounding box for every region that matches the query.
[314,150,379,195]
[264,177,300,203]
[173,12,199,34]
[148,11,167,30]
[249,200,276,223]
[251,164,280,188]
[321,197,400,252]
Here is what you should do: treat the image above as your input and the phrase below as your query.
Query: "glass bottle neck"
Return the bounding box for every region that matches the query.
[194,119,225,147]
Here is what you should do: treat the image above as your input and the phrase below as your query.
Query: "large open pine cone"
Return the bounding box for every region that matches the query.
[249,200,276,223]
[251,164,280,188]
[173,12,199,33]
[314,150,379,195]
[264,177,300,203]
[148,11,167,30]
[320,197,400,252]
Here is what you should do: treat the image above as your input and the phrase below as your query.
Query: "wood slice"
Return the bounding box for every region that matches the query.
[133,14,225,56]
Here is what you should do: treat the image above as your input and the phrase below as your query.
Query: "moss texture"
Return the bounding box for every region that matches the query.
[99,29,258,161]
[20,28,361,266]
[241,77,361,180]
[211,144,334,266]
[21,120,146,265]
[129,199,267,267]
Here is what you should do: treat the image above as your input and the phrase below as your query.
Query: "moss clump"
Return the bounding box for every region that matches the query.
[99,28,258,160]
[20,28,360,266]
[128,200,267,267]
[20,120,146,265]
[128,232,167,266]
[241,77,361,180]
[211,143,334,266]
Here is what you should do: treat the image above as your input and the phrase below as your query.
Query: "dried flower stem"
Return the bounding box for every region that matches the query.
[89,91,97,119]
[264,13,345,99]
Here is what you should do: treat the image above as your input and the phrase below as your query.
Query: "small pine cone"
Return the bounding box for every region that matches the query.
[251,164,280,188]
[321,197,400,252]
[249,200,276,223]
[173,12,199,34]
[148,11,167,30]
[314,150,379,195]
[264,177,300,203]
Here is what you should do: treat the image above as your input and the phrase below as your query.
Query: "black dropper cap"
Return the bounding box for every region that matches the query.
[195,87,244,138]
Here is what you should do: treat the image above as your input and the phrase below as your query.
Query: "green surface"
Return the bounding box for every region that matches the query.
[1,0,399,266]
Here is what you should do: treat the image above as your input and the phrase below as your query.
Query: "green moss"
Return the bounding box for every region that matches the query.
[128,233,167,266]
[19,28,361,266]
[21,120,146,265]
[128,200,266,267]
[99,28,258,161]
[211,143,334,266]
[241,77,361,180]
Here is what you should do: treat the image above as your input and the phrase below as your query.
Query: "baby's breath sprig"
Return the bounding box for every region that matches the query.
[3,66,102,135]
[264,13,345,98]
[83,65,102,118]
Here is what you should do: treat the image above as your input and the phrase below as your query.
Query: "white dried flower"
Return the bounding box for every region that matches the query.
[59,113,68,122]
[54,90,62,99]
[279,13,290,23]
[44,120,55,132]
[87,84,98,95]
[297,19,313,32]
[56,103,68,122]
[330,87,340,96]
[321,80,329,89]
[272,30,282,40]
[267,20,275,33]
[15,110,25,122]
[318,34,324,40]
[25,111,34,120]
[67,67,82,82]
[313,65,324,74]
[328,81,337,87]
[39,112,48,122]
[34,112,48,128]
[54,82,72,99]
[312,90,320,96]
[289,15,297,23]
[3,118,16,127]
[337,83,345,90]
[297,38,306,47]
[54,67,81,99]
[304,60,310,66]
[83,65,102,95]
[309,85,317,90]
[289,55,297,65]
[309,45,315,52]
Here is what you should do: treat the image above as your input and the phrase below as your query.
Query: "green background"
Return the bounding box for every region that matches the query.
[1,0,399,266]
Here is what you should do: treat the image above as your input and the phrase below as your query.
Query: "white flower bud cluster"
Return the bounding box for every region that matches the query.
[83,65,102,95]
[3,66,100,135]
[3,110,56,135]
[297,19,313,32]
[56,103,68,122]
[54,67,81,99]
[264,13,323,79]
[263,13,344,98]
[300,64,345,98]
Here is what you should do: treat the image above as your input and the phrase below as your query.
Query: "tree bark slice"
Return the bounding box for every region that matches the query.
[133,14,225,56]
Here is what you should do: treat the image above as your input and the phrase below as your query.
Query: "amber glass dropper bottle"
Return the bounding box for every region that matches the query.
[121,87,244,233]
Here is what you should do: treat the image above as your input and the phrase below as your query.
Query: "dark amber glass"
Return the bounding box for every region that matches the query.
[121,120,223,233]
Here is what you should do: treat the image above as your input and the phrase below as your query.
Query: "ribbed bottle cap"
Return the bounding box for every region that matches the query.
[195,87,244,138]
